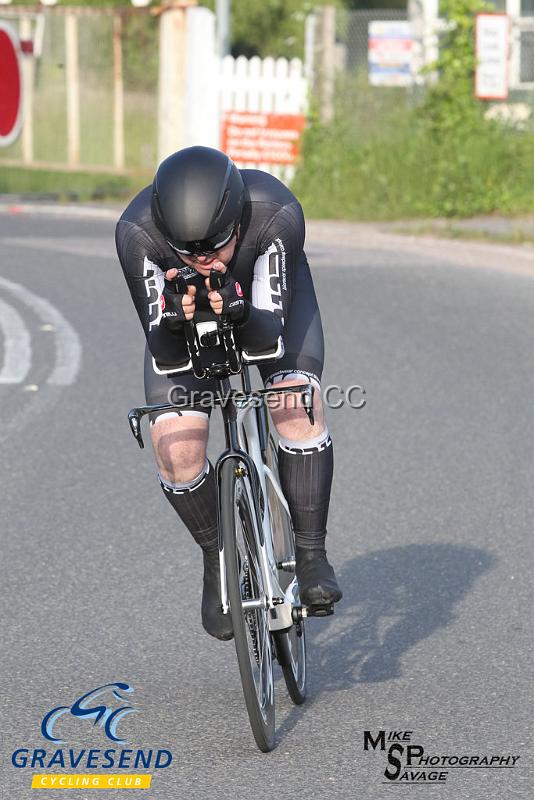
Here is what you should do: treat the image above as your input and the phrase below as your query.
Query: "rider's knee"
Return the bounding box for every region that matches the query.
[267,378,325,442]
[150,412,209,484]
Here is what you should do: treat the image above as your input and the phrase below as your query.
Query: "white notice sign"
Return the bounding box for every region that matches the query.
[368,21,413,87]
[475,14,509,100]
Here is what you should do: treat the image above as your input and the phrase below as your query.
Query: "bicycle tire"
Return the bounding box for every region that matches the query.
[265,437,307,705]
[220,459,275,752]
[272,622,306,705]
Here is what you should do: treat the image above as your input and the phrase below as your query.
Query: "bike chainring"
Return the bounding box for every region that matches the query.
[241,559,261,666]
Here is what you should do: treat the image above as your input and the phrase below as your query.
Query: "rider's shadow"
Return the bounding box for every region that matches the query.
[306,542,495,689]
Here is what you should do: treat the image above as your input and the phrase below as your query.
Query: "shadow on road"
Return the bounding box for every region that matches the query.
[312,542,495,687]
[275,542,494,743]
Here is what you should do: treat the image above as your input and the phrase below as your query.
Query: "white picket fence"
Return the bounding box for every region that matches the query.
[220,54,307,114]
[183,7,308,182]
[218,54,307,180]
[0,4,308,180]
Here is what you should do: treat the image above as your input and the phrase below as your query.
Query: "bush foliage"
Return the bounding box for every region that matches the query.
[294,0,534,219]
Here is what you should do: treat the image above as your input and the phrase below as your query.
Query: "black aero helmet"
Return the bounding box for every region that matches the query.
[151,146,245,256]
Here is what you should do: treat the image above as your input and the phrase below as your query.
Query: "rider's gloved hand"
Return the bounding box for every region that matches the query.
[205,264,247,323]
[161,272,196,330]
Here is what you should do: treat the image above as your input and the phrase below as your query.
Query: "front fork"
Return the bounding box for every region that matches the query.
[216,454,297,631]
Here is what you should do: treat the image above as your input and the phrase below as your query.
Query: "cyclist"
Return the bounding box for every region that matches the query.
[116,146,342,640]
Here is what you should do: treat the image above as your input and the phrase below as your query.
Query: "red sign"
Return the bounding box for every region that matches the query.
[221,111,306,165]
[0,23,23,146]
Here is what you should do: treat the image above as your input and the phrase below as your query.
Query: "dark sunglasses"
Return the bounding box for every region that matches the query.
[167,221,238,257]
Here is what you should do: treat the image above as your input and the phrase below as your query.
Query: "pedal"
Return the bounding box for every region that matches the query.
[306,603,334,618]
[291,603,335,622]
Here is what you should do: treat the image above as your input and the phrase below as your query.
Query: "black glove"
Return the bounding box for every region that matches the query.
[160,277,188,331]
[209,269,248,323]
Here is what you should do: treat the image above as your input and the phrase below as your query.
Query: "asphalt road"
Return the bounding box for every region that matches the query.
[1,208,533,799]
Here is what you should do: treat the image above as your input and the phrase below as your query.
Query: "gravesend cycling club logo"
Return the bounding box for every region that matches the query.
[363,729,520,784]
[11,682,173,790]
[41,682,136,744]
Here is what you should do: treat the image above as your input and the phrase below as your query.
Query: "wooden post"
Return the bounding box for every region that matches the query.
[65,13,80,166]
[113,13,125,170]
[318,5,336,123]
[19,16,34,164]
[158,5,188,162]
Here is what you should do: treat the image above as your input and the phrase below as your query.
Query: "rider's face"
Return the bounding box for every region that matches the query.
[179,231,239,276]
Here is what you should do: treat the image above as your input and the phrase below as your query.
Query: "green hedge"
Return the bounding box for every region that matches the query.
[292,107,534,220]
[294,0,534,220]
[0,166,148,202]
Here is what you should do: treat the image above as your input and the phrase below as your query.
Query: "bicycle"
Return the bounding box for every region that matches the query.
[127,270,335,752]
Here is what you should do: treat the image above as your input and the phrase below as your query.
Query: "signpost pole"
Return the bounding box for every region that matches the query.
[65,13,81,166]
[158,4,188,162]
[113,12,125,170]
[19,16,33,163]
[318,5,336,123]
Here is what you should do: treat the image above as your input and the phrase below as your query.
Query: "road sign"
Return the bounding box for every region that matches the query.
[475,13,509,101]
[368,21,413,87]
[221,111,306,165]
[0,22,23,146]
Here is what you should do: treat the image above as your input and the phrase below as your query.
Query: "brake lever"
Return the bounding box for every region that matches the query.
[128,409,145,448]
[301,385,315,425]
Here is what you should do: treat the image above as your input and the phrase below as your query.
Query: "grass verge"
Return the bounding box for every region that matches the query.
[0,165,149,202]
[292,77,534,221]
[391,223,534,246]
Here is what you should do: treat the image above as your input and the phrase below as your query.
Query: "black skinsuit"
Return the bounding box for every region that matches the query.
[115,168,335,610]
[115,169,324,405]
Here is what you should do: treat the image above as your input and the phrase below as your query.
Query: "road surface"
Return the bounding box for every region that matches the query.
[0,207,532,799]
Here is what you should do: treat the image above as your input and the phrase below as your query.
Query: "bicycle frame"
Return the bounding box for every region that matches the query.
[216,368,300,632]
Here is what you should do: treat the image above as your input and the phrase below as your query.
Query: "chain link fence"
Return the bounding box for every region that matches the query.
[519,24,534,85]
[307,5,534,129]
[336,8,408,75]
[0,7,158,173]
[307,7,414,143]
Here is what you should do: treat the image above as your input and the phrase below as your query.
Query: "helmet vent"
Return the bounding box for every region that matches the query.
[214,189,230,225]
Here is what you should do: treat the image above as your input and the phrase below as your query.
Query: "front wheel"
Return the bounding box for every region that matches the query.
[265,436,307,705]
[220,459,275,752]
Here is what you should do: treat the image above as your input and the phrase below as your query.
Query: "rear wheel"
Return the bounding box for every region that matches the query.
[265,437,307,705]
[220,459,275,752]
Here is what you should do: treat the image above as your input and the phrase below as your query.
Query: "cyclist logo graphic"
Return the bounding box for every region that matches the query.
[41,683,136,744]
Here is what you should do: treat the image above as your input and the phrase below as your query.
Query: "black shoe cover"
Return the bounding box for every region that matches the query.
[202,551,234,641]
[296,547,343,607]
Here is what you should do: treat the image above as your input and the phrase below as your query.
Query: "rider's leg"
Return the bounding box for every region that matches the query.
[144,352,232,640]
[150,410,217,553]
[266,372,331,553]
[258,253,341,606]
[263,371,341,605]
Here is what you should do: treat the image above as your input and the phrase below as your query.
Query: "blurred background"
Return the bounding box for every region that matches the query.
[0,0,532,220]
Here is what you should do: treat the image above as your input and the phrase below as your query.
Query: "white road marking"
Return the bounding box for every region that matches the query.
[0,277,82,386]
[0,297,32,384]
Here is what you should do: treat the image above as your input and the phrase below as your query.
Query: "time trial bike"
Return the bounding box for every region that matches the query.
[127,270,335,751]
